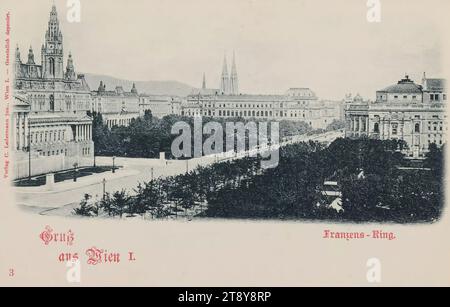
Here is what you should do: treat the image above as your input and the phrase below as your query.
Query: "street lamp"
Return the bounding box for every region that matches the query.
[112,156,116,173]
[102,178,106,200]
[73,162,79,182]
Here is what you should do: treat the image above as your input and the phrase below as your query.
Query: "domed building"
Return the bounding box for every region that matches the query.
[376,75,423,104]
[345,74,447,158]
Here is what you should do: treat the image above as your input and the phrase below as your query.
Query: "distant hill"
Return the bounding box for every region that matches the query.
[82,73,196,97]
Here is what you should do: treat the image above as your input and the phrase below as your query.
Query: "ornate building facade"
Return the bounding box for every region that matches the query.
[345,74,447,158]
[12,5,94,180]
[91,81,182,128]
[91,82,140,128]
[139,94,182,118]
[182,55,343,130]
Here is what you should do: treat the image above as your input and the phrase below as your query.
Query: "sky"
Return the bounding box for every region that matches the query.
[5,0,449,100]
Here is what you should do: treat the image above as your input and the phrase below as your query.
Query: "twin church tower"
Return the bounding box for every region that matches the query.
[202,53,239,95]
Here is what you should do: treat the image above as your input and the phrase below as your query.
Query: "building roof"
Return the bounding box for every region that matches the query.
[190,88,221,96]
[378,75,422,94]
[92,90,138,97]
[285,88,317,99]
[424,78,446,92]
[29,112,92,124]
[188,93,290,100]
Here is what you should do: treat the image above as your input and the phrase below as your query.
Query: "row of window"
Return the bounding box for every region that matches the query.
[371,114,445,121]
[372,123,447,134]
[202,100,315,109]
[30,94,90,111]
[378,94,447,101]
[183,109,304,118]
[107,118,134,127]
[428,125,444,132]
[392,95,418,100]
[218,110,275,117]
[430,93,447,101]
[82,148,91,156]
[212,103,277,109]
[31,130,66,144]
[429,139,444,145]
[40,147,91,157]
[183,108,331,119]
[41,149,67,157]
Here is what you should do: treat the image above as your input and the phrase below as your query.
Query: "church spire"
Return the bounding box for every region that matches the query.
[202,73,206,89]
[220,54,229,94]
[229,51,239,95]
[27,46,35,64]
[65,52,76,80]
[15,45,21,62]
[98,81,106,93]
[14,45,22,79]
[131,83,138,95]
[422,72,428,90]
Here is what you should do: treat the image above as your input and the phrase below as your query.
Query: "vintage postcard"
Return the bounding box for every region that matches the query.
[0,0,449,289]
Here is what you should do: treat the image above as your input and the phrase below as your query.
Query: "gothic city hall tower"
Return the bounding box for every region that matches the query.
[12,5,94,180]
[42,5,64,79]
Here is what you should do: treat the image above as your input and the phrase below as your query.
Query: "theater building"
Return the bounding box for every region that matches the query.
[345,74,447,158]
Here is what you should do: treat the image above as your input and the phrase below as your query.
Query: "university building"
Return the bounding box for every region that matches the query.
[345,74,447,158]
[139,95,182,118]
[181,55,343,129]
[90,81,182,128]
[91,82,140,128]
[12,5,94,180]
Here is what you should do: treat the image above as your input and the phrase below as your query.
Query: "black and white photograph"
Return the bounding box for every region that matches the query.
[1,0,449,288]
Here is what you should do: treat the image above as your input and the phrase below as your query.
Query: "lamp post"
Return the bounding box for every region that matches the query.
[112,156,116,173]
[102,178,106,200]
[73,162,79,182]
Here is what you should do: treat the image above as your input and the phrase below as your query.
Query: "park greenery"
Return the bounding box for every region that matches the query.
[74,137,444,223]
[88,111,344,159]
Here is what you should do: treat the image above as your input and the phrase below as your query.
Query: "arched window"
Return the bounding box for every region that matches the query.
[49,58,55,76]
[374,123,380,133]
[415,123,420,133]
[49,94,55,112]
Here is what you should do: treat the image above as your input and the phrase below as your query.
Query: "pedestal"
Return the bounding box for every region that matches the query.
[46,173,55,191]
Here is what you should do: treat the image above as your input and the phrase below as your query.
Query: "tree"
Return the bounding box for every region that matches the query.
[110,190,131,218]
[425,143,444,178]
[133,181,168,218]
[81,137,444,223]
[73,194,96,217]
[99,193,114,216]
[144,109,153,121]
[325,119,345,131]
